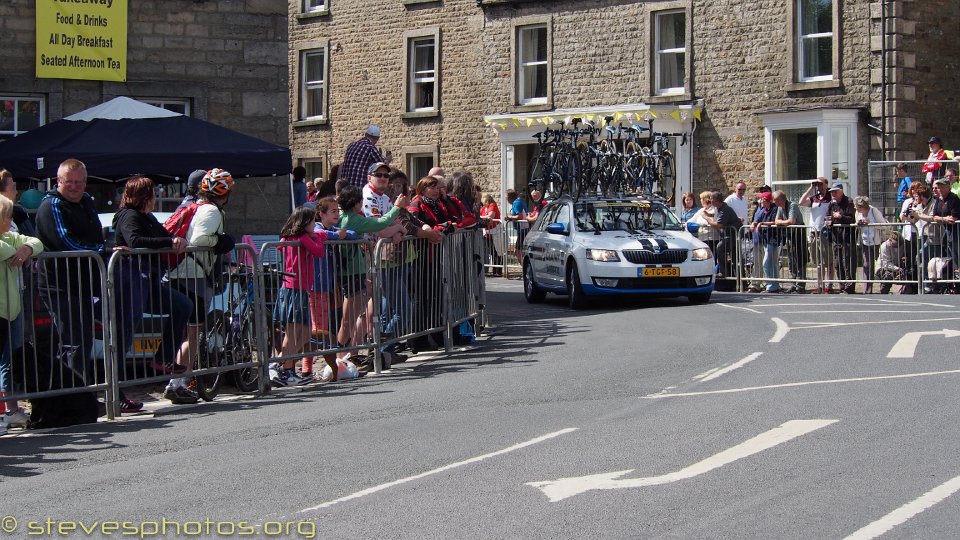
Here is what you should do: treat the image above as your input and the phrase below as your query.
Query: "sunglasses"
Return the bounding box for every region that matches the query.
[370,172,390,178]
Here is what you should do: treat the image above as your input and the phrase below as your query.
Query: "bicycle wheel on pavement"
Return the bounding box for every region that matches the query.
[194,312,228,402]
[230,319,260,392]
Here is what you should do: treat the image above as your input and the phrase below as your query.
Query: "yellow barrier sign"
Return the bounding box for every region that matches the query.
[35,0,128,82]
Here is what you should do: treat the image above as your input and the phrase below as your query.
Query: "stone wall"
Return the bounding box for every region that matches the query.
[0,0,290,236]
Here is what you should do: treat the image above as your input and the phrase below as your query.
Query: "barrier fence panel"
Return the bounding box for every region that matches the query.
[104,244,267,414]
[443,229,485,341]
[3,251,112,414]
[918,222,960,294]
[482,224,507,277]
[712,225,741,291]
[259,238,381,379]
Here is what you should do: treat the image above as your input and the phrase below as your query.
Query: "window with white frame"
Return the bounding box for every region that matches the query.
[299,48,327,120]
[302,0,327,13]
[141,98,190,115]
[0,96,44,141]
[763,109,859,198]
[797,0,833,81]
[517,24,548,105]
[654,10,686,95]
[408,154,434,183]
[408,36,437,112]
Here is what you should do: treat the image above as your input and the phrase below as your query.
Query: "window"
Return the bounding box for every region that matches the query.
[517,24,548,105]
[404,30,440,114]
[763,109,859,198]
[408,154,434,182]
[302,0,327,13]
[299,48,327,121]
[0,96,44,141]
[796,0,833,81]
[654,10,686,95]
[141,98,190,115]
[303,160,324,183]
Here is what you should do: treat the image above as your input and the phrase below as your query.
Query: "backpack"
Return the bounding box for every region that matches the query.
[161,201,209,269]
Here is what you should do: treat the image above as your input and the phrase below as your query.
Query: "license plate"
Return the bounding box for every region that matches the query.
[640,267,680,277]
[133,337,162,354]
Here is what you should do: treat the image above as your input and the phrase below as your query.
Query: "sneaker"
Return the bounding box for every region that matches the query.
[270,367,288,387]
[119,399,144,414]
[162,385,199,405]
[284,369,312,386]
[3,409,30,428]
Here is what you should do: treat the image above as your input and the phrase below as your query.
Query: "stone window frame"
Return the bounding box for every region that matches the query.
[300,158,325,184]
[511,16,553,112]
[647,2,693,104]
[402,28,441,119]
[786,0,842,91]
[296,0,329,21]
[293,40,330,128]
[400,144,439,181]
[0,95,45,139]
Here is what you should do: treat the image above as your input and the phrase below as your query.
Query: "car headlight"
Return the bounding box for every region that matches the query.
[585,249,620,262]
[691,247,712,261]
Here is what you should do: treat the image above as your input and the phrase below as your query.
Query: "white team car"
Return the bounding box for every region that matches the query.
[521,196,715,308]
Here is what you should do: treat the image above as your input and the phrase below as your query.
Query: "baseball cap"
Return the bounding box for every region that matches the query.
[756,191,773,201]
[928,136,942,145]
[367,162,390,175]
[187,169,206,190]
[366,124,381,137]
[828,183,844,191]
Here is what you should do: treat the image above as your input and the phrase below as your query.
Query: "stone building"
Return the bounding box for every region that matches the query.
[0,0,290,235]
[288,0,960,205]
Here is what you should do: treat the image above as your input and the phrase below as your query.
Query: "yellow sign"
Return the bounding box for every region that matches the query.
[36,0,128,82]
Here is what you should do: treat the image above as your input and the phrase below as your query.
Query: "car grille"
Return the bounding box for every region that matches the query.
[621,249,688,264]
[607,277,700,289]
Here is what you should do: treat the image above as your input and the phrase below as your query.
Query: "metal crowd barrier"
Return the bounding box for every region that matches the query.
[720,222,956,294]
[868,159,960,220]
[2,251,111,412]
[482,224,508,277]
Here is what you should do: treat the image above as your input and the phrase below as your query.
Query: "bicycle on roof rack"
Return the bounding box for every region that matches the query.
[526,116,685,203]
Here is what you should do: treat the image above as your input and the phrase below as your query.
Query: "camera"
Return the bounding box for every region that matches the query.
[442,222,455,235]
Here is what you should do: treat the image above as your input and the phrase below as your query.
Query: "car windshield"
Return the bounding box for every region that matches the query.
[574,200,682,233]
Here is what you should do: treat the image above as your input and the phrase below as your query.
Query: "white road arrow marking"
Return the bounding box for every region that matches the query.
[527,419,837,502]
[887,329,960,358]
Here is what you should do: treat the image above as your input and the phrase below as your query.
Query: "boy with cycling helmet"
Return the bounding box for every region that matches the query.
[163,168,235,404]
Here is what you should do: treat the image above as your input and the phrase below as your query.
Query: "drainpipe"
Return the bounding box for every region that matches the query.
[880,0,888,160]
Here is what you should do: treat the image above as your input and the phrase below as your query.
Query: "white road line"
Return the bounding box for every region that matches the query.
[770,317,791,343]
[693,367,720,381]
[716,303,762,314]
[701,352,763,382]
[783,310,956,314]
[296,428,578,513]
[792,317,960,328]
[869,298,954,308]
[886,329,960,358]
[642,368,960,399]
[844,474,960,540]
[527,419,837,502]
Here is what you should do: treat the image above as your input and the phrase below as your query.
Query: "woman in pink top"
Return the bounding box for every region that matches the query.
[271,206,328,386]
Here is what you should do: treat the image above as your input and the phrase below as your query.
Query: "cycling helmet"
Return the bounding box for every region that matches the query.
[200,168,234,197]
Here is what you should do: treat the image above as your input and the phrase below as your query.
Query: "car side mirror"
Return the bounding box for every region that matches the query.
[546,222,567,235]
[686,222,700,235]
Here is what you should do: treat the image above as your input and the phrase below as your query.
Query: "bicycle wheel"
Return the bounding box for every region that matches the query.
[527,152,548,201]
[657,151,676,203]
[557,150,581,199]
[194,312,228,402]
[230,320,260,392]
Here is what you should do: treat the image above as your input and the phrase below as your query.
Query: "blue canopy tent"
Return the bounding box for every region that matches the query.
[0,97,291,182]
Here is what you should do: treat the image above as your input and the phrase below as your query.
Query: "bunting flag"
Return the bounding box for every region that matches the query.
[484,105,703,130]
[524,118,535,127]
[511,118,521,127]
[670,109,682,122]
[692,108,702,121]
